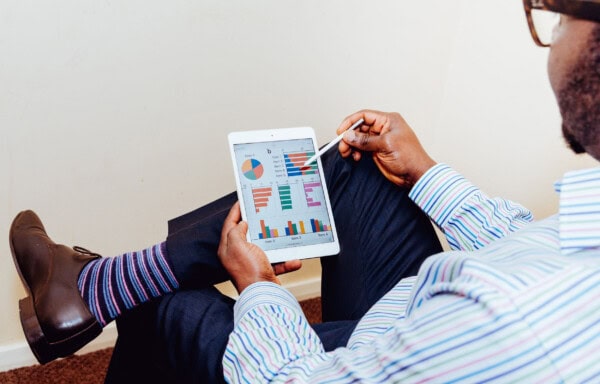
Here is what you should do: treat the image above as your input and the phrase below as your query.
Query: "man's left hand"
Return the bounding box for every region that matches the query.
[217,202,302,293]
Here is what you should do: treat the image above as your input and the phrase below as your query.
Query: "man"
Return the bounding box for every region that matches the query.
[219,1,600,381]
[9,0,600,382]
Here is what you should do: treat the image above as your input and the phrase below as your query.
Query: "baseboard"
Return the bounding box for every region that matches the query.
[0,322,118,372]
[283,276,321,301]
[0,277,321,372]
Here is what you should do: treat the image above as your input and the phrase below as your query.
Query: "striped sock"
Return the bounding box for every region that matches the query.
[77,242,179,326]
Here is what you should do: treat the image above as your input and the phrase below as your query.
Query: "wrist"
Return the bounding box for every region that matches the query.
[234,275,280,294]
[412,158,437,184]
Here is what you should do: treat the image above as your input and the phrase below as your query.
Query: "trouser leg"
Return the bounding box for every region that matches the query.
[165,192,237,289]
[105,288,358,384]
[319,150,443,321]
[105,288,233,384]
[104,300,168,384]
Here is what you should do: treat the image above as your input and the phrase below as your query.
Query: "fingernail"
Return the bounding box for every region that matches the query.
[344,130,356,140]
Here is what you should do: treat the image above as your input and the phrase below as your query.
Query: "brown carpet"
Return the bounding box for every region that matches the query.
[0,297,322,384]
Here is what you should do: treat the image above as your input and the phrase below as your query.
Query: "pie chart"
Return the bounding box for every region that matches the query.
[241,158,264,180]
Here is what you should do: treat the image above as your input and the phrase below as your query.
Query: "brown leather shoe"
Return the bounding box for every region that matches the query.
[9,210,103,364]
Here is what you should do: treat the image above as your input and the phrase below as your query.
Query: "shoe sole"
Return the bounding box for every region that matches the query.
[9,212,102,364]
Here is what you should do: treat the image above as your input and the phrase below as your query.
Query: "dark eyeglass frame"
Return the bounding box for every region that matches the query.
[523,0,600,46]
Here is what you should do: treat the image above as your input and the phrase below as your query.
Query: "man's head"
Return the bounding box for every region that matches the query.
[523,0,600,159]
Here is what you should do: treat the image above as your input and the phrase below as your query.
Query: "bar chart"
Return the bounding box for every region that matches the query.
[252,186,272,213]
[284,151,318,177]
[303,181,323,208]
[278,185,292,210]
[258,218,331,239]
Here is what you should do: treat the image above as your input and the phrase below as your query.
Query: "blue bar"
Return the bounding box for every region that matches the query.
[310,219,316,233]
[285,228,290,236]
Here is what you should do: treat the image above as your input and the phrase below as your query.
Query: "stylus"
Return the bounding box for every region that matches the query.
[303,118,364,166]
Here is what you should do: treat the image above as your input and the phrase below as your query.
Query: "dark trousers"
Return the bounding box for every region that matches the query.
[104,151,443,383]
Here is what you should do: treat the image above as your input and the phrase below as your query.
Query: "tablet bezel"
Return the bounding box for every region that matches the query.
[228,127,340,263]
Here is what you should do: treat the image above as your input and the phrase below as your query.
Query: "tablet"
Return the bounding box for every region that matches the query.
[228,127,340,263]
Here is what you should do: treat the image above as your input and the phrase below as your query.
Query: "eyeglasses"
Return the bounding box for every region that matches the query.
[523,0,600,47]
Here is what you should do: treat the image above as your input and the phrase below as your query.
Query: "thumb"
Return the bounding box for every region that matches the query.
[229,221,249,243]
[343,129,381,153]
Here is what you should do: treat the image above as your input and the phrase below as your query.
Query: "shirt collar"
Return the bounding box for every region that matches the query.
[555,167,600,255]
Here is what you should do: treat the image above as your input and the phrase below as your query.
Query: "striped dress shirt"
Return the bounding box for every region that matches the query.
[223,164,600,383]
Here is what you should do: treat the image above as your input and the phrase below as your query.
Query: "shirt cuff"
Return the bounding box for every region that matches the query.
[409,163,479,228]
[233,282,303,325]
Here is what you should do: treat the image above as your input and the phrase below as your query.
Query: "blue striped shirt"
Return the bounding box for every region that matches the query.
[223,164,600,383]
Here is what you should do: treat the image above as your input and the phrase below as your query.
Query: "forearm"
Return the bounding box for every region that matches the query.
[409,164,533,251]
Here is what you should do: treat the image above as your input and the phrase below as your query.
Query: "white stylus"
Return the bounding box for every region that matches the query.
[303,118,364,166]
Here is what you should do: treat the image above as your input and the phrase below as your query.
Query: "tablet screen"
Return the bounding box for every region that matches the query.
[232,137,336,253]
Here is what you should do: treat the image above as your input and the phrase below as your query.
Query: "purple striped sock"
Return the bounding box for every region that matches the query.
[77,242,179,326]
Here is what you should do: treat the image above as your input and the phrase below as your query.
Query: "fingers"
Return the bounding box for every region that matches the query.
[336,112,366,135]
[337,110,390,157]
[273,259,302,275]
[222,202,241,237]
[337,112,364,158]
[219,202,242,255]
[337,110,388,134]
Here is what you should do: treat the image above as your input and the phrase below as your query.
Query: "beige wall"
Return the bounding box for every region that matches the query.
[1,0,596,350]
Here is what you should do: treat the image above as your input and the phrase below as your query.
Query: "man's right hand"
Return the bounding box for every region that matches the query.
[337,110,437,188]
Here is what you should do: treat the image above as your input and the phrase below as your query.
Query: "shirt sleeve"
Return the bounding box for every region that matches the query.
[222,280,422,383]
[408,163,533,251]
[223,276,557,383]
[223,282,325,383]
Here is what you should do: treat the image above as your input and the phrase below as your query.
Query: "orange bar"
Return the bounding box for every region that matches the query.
[260,220,267,239]
[253,187,272,193]
[314,219,320,232]
[273,229,279,237]
[286,153,308,160]
[287,221,294,235]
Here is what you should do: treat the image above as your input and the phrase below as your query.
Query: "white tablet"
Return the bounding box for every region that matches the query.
[228,127,340,263]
